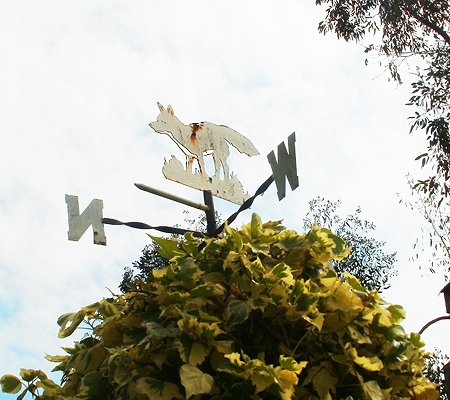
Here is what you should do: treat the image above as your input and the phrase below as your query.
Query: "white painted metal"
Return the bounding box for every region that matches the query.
[65,194,106,245]
[149,102,259,205]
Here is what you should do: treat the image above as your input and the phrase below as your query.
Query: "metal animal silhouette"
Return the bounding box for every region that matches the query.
[149,102,259,180]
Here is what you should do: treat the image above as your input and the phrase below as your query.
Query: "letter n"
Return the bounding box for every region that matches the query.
[65,194,106,245]
[267,132,299,201]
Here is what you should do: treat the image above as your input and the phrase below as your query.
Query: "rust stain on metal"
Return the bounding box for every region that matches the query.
[187,155,195,170]
[190,122,203,146]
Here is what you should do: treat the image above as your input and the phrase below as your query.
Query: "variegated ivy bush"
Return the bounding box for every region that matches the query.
[1,214,439,400]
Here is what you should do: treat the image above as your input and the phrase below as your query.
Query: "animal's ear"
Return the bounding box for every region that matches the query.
[157,102,165,112]
[167,105,174,116]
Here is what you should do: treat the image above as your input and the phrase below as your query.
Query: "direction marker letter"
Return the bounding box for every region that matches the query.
[267,132,299,201]
[65,194,106,245]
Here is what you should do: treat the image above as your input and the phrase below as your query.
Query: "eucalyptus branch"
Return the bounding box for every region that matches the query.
[403,5,450,47]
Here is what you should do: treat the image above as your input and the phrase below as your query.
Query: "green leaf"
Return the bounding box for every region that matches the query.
[226,300,251,328]
[410,332,425,348]
[269,263,295,286]
[385,325,406,341]
[279,356,308,373]
[191,283,226,298]
[387,305,405,323]
[146,322,179,339]
[36,377,62,395]
[182,232,200,257]
[134,377,181,400]
[176,258,203,282]
[45,354,68,363]
[0,375,22,394]
[250,213,263,238]
[348,347,383,372]
[19,369,45,383]
[344,273,367,292]
[188,342,208,366]
[198,309,221,322]
[149,235,184,260]
[225,225,244,251]
[362,380,383,400]
[303,364,337,399]
[57,310,86,338]
[179,364,214,399]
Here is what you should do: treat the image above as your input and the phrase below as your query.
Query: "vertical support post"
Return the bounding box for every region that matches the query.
[444,361,450,399]
[203,190,217,236]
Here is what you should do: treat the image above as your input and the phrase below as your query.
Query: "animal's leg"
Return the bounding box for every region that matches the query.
[186,155,195,172]
[212,152,221,178]
[197,153,206,175]
[221,158,230,180]
[220,144,231,180]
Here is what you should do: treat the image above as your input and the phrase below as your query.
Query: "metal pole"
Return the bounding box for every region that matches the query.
[418,315,450,335]
[203,190,217,236]
[443,361,450,399]
[134,183,209,212]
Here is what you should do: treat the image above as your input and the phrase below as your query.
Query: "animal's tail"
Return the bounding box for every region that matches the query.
[220,126,259,156]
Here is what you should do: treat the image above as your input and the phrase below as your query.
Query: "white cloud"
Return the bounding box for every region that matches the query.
[0,1,448,391]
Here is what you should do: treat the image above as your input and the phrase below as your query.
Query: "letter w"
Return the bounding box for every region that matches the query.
[65,194,106,245]
[267,133,299,201]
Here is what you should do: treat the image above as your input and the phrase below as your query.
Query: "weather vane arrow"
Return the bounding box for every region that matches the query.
[65,103,299,245]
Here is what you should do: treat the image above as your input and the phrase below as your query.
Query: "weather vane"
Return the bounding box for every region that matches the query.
[65,102,299,245]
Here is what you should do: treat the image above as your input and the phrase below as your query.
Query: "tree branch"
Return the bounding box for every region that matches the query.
[402,4,450,47]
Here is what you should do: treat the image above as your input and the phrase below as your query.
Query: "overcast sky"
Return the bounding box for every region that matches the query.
[0,1,448,395]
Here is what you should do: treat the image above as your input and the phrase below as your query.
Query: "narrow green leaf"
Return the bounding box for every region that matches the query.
[250,213,263,238]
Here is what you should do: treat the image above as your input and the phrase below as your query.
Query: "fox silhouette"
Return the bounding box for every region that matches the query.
[149,102,259,180]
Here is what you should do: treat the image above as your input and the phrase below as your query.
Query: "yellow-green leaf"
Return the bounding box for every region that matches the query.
[189,342,207,366]
[268,263,295,286]
[276,370,298,400]
[348,348,383,372]
[387,304,406,323]
[134,377,182,400]
[303,364,337,399]
[36,377,62,396]
[191,283,226,298]
[279,356,307,374]
[57,310,85,338]
[179,364,214,399]
[328,283,363,314]
[412,378,439,400]
[149,235,184,260]
[0,375,22,394]
[224,352,245,367]
[19,369,45,382]
[226,300,251,328]
[250,368,274,393]
[250,213,263,238]
[362,380,383,400]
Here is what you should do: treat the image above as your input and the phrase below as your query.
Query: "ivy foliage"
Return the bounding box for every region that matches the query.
[1,214,439,399]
